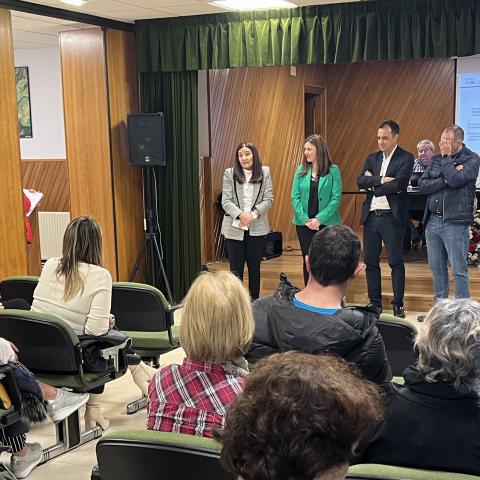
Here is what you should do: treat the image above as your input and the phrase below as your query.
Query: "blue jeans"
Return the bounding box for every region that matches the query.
[425,216,470,299]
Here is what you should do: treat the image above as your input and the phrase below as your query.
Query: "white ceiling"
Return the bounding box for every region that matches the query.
[11,0,363,48]
[12,11,92,48]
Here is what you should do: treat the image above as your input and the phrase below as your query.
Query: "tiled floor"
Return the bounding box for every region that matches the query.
[18,346,187,480]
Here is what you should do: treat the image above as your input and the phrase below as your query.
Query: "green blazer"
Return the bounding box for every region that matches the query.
[291,164,342,226]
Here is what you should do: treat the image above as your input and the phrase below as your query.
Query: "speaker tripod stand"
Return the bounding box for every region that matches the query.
[129,167,173,305]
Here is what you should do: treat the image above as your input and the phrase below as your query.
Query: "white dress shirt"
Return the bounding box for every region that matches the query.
[370,145,397,211]
[242,169,254,213]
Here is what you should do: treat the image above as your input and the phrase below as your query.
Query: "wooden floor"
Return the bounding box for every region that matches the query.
[208,248,480,313]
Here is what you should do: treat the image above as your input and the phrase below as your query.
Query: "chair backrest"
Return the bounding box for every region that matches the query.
[377,314,418,376]
[111,282,171,332]
[96,430,233,480]
[0,276,38,306]
[347,463,480,479]
[0,310,80,373]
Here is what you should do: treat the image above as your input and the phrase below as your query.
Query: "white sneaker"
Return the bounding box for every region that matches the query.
[10,443,43,479]
[45,389,89,423]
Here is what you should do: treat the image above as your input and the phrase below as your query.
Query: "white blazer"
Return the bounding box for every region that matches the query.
[221,166,274,241]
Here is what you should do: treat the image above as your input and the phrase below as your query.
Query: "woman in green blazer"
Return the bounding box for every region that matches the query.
[291,134,342,285]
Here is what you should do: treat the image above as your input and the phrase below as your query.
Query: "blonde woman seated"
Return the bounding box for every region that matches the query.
[31,216,156,430]
[359,298,480,476]
[147,270,254,438]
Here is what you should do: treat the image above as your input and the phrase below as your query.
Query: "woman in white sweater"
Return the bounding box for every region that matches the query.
[32,216,155,430]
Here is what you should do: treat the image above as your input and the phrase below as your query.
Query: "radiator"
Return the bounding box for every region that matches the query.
[38,212,71,260]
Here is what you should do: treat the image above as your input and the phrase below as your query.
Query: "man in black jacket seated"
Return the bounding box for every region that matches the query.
[419,124,480,301]
[246,225,392,385]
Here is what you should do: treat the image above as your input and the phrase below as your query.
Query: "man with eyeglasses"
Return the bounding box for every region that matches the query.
[413,140,435,174]
[409,140,436,249]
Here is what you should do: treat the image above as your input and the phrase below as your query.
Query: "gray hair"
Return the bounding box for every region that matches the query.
[416,139,435,152]
[444,124,465,141]
[415,299,480,395]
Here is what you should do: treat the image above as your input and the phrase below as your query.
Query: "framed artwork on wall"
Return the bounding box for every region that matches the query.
[15,66,33,138]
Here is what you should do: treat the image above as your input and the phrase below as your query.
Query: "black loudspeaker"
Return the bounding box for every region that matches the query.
[127,113,166,166]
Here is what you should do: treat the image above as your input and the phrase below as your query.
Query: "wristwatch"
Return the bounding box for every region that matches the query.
[251,211,258,220]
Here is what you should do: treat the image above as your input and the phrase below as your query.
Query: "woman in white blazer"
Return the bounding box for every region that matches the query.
[221,143,274,300]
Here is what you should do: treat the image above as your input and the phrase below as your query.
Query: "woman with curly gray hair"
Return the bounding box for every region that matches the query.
[358,298,480,475]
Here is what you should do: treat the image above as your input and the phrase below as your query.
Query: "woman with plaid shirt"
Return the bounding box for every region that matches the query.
[147,270,254,438]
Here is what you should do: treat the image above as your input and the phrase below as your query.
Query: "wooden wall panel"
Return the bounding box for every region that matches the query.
[21,160,70,212]
[106,29,143,281]
[325,58,455,231]
[60,28,117,277]
[200,156,214,263]
[209,65,327,258]
[21,159,69,276]
[0,9,27,278]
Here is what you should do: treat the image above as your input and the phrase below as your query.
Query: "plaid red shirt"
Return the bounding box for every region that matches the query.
[147,358,245,438]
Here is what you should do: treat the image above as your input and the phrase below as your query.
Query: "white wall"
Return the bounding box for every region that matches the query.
[14,47,66,159]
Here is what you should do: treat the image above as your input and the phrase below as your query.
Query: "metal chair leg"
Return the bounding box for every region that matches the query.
[41,410,103,463]
[126,395,147,415]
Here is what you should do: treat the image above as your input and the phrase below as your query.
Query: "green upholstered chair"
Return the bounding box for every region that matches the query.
[0,364,23,430]
[95,430,232,480]
[0,364,26,480]
[0,309,129,463]
[111,282,180,414]
[0,276,39,306]
[347,463,480,479]
[377,314,418,377]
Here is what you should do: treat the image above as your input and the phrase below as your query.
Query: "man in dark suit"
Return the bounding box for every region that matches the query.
[357,120,414,317]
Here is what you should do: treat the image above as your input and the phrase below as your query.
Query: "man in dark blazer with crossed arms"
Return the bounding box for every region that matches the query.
[357,120,414,318]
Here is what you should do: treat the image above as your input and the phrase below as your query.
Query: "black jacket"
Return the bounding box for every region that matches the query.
[358,366,480,476]
[357,146,414,226]
[246,276,392,385]
[419,145,480,225]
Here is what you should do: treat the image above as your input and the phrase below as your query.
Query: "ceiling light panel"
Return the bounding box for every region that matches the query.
[210,0,297,11]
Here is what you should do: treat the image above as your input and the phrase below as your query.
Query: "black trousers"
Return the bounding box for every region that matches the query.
[295,225,319,286]
[226,231,265,300]
[363,212,405,308]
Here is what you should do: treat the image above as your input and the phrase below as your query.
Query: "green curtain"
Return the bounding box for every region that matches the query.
[140,71,200,301]
[136,0,480,72]
[135,0,480,297]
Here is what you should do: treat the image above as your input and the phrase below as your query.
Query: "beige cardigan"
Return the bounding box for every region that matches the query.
[32,258,112,336]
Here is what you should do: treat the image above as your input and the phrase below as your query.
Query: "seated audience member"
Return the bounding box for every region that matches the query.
[217,351,384,480]
[31,216,155,430]
[147,270,254,438]
[358,299,480,475]
[0,336,88,478]
[247,225,391,384]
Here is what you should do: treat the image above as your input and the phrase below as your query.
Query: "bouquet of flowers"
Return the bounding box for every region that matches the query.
[468,212,480,265]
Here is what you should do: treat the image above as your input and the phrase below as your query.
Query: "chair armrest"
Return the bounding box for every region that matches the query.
[166,304,181,326]
[79,331,132,348]
[100,338,131,372]
[165,306,181,347]
[78,333,132,374]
